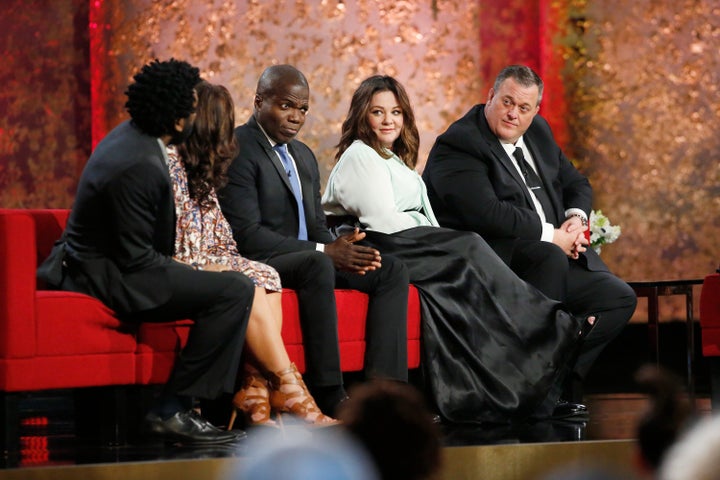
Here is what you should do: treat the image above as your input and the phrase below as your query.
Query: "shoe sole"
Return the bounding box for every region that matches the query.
[550,411,589,420]
[143,428,246,446]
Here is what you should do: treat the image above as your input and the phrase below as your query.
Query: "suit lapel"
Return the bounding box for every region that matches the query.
[246,117,313,229]
[523,131,562,221]
[248,121,295,193]
[476,106,536,206]
[287,143,314,217]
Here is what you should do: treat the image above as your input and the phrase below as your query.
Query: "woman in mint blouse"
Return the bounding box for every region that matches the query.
[322,76,589,424]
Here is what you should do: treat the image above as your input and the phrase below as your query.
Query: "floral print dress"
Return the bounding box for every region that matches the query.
[168,146,281,292]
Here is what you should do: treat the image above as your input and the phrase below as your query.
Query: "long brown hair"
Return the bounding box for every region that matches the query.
[178,81,238,207]
[335,75,419,169]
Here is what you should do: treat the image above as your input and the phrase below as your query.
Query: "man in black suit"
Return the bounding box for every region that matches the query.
[423,65,637,411]
[219,65,410,414]
[38,59,250,445]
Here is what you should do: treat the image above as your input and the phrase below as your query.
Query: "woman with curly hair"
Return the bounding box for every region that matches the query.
[170,81,336,428]
[322,75,595,424]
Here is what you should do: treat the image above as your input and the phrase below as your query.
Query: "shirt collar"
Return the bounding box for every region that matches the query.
[257,122,279,148]
[157,138,170,165]
[500,135,526,156]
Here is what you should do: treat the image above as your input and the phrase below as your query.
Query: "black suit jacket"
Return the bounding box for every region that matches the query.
[423,104,607,271]
[38,121,179,313]
[219,116,333,261]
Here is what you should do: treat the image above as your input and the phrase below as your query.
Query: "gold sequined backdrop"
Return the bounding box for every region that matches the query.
[561,0,720,284]
[90,0,481,179]
[1,0,718,319]
[0,0,91,208]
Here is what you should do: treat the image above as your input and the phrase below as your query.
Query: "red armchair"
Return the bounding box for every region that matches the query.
[0,209,421,451]
[700,272,720,409]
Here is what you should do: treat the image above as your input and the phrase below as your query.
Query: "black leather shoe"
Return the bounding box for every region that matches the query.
[143,409,246,445]
[431,414,442,424]
[551,400,588,420]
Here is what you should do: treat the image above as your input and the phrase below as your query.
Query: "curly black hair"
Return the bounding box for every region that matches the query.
[124,58,201,138]
[177,81,238,208]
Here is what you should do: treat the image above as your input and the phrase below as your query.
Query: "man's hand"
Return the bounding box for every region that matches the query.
[324,228,382,275]
[560,217,589,258]
[552,227,588,259]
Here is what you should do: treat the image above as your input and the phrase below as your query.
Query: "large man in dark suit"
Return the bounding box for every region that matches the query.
[423,65,637,406]
[38,59,249,445]
[219,65,410,414]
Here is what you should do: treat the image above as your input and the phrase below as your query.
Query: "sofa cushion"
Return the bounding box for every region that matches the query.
[335,289,369,372]
[35,291,136,356]
[0,211,37,358]
[406,286,421,369]
[135,320,193,385]
[0,353,137,391]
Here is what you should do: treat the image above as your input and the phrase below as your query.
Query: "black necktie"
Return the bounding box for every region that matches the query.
[513,147,558,225]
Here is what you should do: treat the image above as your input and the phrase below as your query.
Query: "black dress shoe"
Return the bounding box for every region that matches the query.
[143,409,246,445]
[551,400,588,420]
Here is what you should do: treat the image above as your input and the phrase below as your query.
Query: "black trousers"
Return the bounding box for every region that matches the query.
[509,240,637,384]
[119,267,254,400]
[265,250,410,387]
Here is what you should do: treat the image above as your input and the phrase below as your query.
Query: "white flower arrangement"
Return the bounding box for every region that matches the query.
[589,210,621,254]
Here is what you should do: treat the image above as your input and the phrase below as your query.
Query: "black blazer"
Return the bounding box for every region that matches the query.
[38,121,179,314]
[424,104,607,271]
[219,116,333,262]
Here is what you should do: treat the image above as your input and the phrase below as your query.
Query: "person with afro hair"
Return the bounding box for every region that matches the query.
[39,59,251,445]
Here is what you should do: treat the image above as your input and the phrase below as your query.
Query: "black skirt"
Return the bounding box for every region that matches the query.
[362,226,581,424]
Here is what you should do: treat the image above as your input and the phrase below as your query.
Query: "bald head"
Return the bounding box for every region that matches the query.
[253,65,310,144]
[256,64,308,97]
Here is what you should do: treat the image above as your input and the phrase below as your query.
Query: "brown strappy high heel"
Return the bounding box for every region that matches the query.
[228,371,277,430]
[267,363,338,426]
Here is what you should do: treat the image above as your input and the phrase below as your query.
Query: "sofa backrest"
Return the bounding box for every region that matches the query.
[0,209,70,359]
[27,209,70,265]
[701,273,720,329]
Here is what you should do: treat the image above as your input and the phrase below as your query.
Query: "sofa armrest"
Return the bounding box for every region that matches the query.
[0,211,39,358]
[701,274,720,325]
[701,273,720,357]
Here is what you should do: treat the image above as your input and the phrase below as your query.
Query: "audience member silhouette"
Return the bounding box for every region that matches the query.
[633,364,695,477]
[227,427,379,480]
[337,380,442,480]
[659,413,720,480]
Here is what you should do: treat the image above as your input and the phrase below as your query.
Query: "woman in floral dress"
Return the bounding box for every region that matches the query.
[168,81,335,428]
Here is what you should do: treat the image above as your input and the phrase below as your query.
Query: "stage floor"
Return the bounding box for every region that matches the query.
[0,392,712,480]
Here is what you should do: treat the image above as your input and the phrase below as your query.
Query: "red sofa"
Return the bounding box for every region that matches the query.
[700,272,720,409]
[0,209,422,450]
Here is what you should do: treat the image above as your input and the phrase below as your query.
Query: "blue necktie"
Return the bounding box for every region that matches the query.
[274,144,308,240]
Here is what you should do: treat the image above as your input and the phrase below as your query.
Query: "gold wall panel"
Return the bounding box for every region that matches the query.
[559,0,719,319]
[0,0,90,208]
[93,0,481,180]
[1,0,716,319]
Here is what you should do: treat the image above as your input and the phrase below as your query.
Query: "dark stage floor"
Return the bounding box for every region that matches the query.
[3,391,712,470]
[2,321,713,470]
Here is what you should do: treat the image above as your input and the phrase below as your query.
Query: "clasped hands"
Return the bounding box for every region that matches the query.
[552,216,589,260]
[324,227,382,275]
[175,227,381,276]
